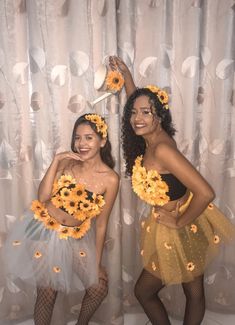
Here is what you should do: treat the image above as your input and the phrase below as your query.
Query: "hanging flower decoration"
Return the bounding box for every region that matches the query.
[105,70,124,93]
[132,156,170,206]
[145,85,169,109]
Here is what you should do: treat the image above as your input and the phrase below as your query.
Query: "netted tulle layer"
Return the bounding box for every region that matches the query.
[140,197,235,285]
[4,211,98,293]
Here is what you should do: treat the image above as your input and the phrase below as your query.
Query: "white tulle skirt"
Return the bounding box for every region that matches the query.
[3,211,98,293]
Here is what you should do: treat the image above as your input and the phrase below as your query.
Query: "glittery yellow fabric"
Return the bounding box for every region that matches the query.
[140,194,235,284]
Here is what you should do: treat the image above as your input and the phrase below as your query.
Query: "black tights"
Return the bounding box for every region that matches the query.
[34,278,108,325]
[135,269,205,325]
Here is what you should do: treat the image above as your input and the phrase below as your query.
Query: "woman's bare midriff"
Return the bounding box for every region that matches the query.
[153,190,190,217]
[45,201,82,227]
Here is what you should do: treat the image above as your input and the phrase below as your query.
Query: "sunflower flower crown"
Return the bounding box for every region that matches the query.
[31,174,105,240]
[85,114,108,138]
[105,70,124,93]
[132,156,170,206]
[145,85,169,110]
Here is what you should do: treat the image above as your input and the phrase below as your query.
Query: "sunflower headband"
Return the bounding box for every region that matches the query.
[85,114,108,138]
[145,85,169,109]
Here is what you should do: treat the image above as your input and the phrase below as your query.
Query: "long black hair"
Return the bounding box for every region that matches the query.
[71,114,115,169]
[122,88,176,176]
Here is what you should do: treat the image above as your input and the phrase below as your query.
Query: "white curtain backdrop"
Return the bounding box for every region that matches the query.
[0,0,234,324]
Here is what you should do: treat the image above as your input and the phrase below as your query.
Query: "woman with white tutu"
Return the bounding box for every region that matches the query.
[4,113,119,325]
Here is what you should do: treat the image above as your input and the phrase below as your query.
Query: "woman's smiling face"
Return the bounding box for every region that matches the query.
[130,95,159,136]
[74,124,105,160]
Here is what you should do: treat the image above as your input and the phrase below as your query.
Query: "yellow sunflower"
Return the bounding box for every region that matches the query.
[105,70,124,92]
[31,200,44,213]
[72,184,87,201]
[157,90,169,104]
[45,218,60,230]
[92,193,105,208]
[51,194,63,208]
[190,224,198,233]
[57,174,76,188]
[79,200,93,212]
[146,226,151,233]
[71,219,91,239]
[152,261,157,271]
[63,199,78,215]
[132,156,170,206]
[97,123,108,138]
[73,210,87,221]
[214,235,220,244]
[145,85,169,109]
[12,240,21,246]
[186,262,195,272]
[60,188,72,200]
[84,114,108,139]
[58,227,71,240]
[208,203,214,210]
[39,209,49,219]
[34,251,42,259]
[164,242,172,250]
[145,85,161,94]
[53,266,61,273]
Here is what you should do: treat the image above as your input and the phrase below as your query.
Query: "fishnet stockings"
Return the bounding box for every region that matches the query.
[34,287,57,325]
[75,278,108,325]
[182,275,205,325]
[135,269,170,325]
[135,269,205,325]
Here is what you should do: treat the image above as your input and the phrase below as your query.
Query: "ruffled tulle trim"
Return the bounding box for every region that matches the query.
[140,197,235,284]
[4,213,98,293]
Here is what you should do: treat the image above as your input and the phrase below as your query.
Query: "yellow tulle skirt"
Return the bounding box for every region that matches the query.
[140,194,235,285]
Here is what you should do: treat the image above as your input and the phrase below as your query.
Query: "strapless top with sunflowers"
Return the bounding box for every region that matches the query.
[132,156,187,206]
[31,174,105,240]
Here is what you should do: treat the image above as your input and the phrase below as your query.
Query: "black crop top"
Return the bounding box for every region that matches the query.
[160,173,187,201]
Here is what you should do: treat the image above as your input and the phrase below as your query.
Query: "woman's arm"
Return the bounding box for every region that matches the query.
[155,143,215,228]
[109,56,136,98]
[95,171,119,270]
[38,151,82,202]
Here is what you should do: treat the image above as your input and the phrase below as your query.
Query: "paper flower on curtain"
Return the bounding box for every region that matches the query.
[105,70,124,92]
[145,85,169,109]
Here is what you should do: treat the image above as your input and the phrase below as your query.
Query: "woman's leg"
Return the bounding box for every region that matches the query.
[34,287,58,325]
[134,269,171,325]
[182,275,205,325]
[76,278,108,325]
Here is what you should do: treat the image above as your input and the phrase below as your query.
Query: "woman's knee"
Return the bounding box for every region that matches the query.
[134,280,146,302]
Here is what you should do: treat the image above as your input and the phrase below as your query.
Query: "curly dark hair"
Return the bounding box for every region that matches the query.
[71,114,115,169]
[122,88,176,176]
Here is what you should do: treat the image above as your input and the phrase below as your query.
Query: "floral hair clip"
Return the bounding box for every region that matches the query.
[84,114,108,138]
[145,85,169,109]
